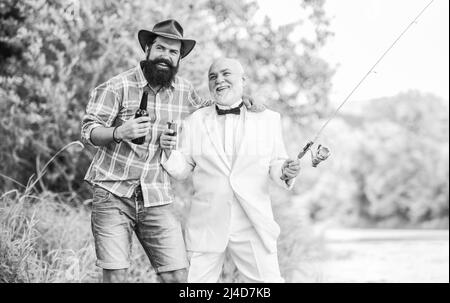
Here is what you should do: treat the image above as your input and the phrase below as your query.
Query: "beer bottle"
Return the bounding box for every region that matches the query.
[132,88,150,145]
[167,121,178,150]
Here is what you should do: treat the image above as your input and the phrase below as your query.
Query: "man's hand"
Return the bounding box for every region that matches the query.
[160,129,177,158]
[242,95,266,113]
[281,159,301,181]
[115,116,151,141]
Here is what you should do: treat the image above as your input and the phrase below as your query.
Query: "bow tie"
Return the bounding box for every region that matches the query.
[216,102,243,116]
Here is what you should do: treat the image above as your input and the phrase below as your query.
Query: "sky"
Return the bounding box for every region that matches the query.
[255,0,449,105]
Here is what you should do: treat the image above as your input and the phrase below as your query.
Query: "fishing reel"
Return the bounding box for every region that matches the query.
[280,141,331,181]
[311,144,331,167]
[297,141,331,168]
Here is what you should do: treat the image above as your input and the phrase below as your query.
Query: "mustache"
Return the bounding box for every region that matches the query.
[151,58,173,67]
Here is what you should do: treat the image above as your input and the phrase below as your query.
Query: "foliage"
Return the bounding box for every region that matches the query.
[0,0,333,197]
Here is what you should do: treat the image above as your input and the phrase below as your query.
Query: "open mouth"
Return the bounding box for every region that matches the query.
[215,85,230,93]
[156,62,170,69]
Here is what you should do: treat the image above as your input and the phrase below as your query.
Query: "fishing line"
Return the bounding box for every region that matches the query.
[308,0,435,149]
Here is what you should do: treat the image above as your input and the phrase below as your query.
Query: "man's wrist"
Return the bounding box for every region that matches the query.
[113,126,122,143]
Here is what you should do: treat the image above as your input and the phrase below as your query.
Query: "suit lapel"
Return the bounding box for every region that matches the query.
[203,108,232,172]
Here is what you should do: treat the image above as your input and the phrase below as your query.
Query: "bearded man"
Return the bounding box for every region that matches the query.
[81,20,259,283]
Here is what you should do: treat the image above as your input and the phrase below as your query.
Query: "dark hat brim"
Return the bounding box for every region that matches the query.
[138,30,196,59]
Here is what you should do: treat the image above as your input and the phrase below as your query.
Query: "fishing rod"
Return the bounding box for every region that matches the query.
[287,0,435,172]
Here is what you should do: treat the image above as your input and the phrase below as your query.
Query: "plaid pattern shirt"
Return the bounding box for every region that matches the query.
[81,63,212,207]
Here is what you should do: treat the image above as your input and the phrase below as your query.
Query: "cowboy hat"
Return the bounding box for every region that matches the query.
[138,19,196,59]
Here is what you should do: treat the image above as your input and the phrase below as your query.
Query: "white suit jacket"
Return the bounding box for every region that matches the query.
[162,105,295,253]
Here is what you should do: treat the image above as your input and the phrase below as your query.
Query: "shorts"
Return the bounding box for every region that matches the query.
[90,186,188,273]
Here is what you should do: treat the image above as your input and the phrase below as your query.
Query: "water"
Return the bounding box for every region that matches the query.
[296,229,449,283]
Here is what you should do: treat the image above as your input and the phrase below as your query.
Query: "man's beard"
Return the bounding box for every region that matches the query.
[141,58,179,88]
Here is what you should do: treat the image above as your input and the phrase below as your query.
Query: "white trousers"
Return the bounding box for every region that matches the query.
[187,226,284,283]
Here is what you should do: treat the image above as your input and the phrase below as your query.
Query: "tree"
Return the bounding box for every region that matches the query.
[0,0,334,197]
[301,91,449,228]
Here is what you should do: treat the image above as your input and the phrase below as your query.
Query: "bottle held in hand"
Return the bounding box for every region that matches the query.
[132,89,149,145]
[167,120,178,150]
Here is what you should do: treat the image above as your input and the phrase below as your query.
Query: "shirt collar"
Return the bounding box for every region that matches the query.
[216,99,243,110]
[136,62,176,90]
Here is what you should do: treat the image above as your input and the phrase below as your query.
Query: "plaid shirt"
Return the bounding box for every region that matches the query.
[81,63,212,207]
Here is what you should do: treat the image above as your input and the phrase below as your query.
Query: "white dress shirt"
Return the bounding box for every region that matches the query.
[215,100,245,164]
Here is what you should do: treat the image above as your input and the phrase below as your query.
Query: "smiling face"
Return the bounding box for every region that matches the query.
[148,36,182,69]
[142,36,182,87]
[208,58,245,106]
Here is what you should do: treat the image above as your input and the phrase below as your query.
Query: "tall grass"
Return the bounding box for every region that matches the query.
[0,189,162,282]
[0,142,157,282]
[0,190,94,282]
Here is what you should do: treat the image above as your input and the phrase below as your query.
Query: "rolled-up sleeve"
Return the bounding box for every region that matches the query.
[81,82,120,146]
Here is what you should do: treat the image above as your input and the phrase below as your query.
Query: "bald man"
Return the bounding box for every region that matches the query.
[159,58,300,283]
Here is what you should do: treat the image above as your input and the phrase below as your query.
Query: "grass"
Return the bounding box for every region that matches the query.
[1,190,95,282]
[0,189,161,283]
